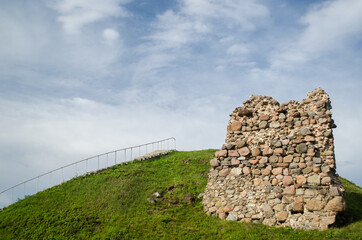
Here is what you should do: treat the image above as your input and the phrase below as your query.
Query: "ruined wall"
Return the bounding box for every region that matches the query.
[201,88,346,230]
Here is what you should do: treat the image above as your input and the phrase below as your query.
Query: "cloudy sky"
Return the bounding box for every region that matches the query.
[1,0,362,199]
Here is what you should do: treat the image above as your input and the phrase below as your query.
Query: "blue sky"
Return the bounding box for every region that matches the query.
[0,0,362,197]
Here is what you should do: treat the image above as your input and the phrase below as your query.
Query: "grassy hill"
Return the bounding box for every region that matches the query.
[0,150,361,239]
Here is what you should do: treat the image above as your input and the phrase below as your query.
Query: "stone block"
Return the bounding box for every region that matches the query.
[238,147,250,156]
[284,155,293,163]
[283,176,293,186]
[277,211,288,222]
[218,168,230,177]
[215,150,227,158]
[326,196,345,212]
[283,186,295,196]
[230,121,242,131]
[307,175,321,185]
[228,150,240,157]
[210,158,219,167]
[306,199,325,211]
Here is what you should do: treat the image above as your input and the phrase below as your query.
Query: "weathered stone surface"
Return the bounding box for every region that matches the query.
[231,121,242,131]
[218,168,230,177]
[277,211,288,222]
[238,108,252,116]
[306,200,325,211]
[224,206,233,213]
[284,155,293,163]
[235,140,246,148]
[221,161,231,166]
[322,216,336,225]
[262,147,274,156]
[259,121,268,129]
[322,177,331,185]
[274,148,284,155]
[260,157,268,164]
[293,202,304,213]
[260,114,270,121]
[231,158,240,166]
[252,148,261,157]
[307,175,321,185]
[243,166,251,175]
[283,176,294,186]
[329,187,340,196]
[272,167,283,175]
[215,150,227,158]
[283,186,295,195]
[261,169,271,176]
[296,175,306,185]
[202,88,345,231]
[300,128,312,136]
[238,147,250,156]
[296,143,308,153]
[270,121,281,128]
[230,167,242,177]
[325,197,345,212]
[226,211,238,221]
[254,178,262,186]
[228,150,240,157]
[210,158,219,168]
[305,135,315,142]
[219,212,227,219]
[269,155,279,163]
[249,159,259,165]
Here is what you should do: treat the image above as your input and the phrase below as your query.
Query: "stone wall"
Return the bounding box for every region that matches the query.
[201,88,346,230]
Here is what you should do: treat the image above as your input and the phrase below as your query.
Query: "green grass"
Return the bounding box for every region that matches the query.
[0,150,361,239]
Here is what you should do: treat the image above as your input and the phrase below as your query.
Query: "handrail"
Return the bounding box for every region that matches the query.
[0,137,176,208]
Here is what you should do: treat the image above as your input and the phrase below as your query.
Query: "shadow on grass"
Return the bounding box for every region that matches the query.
[338,177,362,226]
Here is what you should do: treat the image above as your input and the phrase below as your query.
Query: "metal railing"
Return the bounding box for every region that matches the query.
[0,137,176,209]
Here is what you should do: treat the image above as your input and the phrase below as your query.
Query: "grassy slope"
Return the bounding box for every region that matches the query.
[0,150,361,240]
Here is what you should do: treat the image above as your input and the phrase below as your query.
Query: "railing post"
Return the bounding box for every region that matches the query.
[24,183,26,199]
[124,149,126,163]
[106,154,108,168]
[130,147,133,161]
[98,155,100,170]
[115,151,117,165]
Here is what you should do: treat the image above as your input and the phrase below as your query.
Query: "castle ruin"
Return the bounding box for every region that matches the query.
[202,88,346,230]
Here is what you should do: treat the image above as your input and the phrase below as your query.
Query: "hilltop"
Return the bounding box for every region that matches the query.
[0,150,361,239]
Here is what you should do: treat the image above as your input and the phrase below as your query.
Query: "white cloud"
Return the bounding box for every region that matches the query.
[49,0,131,34]
[270,0,362,68]
[226,44,250,55]
[300,0,362,53]
[149,0,269,49]
[135,0,270,82]
[180,0,269,30]
[102,28,120,41]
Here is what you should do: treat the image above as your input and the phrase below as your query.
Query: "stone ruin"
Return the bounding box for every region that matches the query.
[201,88,346,230]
